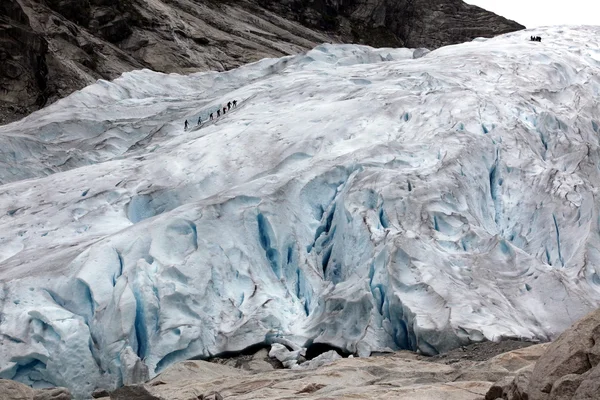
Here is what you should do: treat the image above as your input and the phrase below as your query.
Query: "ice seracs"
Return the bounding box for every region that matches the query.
[1,26,600,399]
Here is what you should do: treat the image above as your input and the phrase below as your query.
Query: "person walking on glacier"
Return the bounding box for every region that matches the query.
[197,116,202,126]
[233,100,237,108]
[184,119,189,130]
[210,112,214,120]
[217,109,221,117]
[227,101,232,110]
[223,107,227,115]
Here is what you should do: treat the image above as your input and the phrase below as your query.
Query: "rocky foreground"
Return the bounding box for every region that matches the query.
[3,308,598,400]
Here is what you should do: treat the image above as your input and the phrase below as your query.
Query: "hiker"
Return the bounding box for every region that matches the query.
[233,100,237,108]
[537,36,542,42]
[227,101,232,110]
[223,107,227,115]
[197,116,202,125]
[209,112,213,120]
[184,120,189,130]
[530,35,535,41]
[217,109,221,117]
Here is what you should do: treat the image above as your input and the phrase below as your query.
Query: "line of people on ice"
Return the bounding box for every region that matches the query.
[530,36,542,42]
[184,99,238,130]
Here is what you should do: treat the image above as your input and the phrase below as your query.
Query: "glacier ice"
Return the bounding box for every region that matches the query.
[1,27,600,398]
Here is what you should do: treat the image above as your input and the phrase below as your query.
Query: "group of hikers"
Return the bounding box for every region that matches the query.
[530,36,542,42]
[184,99,238,130]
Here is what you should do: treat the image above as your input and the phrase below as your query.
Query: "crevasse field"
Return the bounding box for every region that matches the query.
[1,26,600,398]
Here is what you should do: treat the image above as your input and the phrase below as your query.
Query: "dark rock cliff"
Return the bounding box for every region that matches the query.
[0,0,523,124]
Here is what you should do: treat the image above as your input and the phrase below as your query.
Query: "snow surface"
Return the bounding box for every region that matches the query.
[2,26,600,398]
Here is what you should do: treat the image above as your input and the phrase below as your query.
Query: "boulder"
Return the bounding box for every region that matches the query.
[527,308,600,400]
[110,385,162,400]
[199,392,223,400]
[91,388,111,398]
[571,364,600,399]
[0,379,35,400]
[33,388,71,400]
[484,365,532,400]
[485,308,600,400]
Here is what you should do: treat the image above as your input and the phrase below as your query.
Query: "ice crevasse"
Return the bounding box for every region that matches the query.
[1,26,600,398]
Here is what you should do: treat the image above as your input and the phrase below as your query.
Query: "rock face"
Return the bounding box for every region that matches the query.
[259,0,525,48]
[527,308,600,400]
[486,308,600,400]
[0,0,523,124]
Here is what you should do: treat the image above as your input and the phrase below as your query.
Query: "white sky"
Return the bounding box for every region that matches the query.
[464,1,599,28]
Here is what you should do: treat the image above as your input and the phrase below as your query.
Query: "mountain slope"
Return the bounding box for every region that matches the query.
[0,0,524,124]
[2,26,598,399]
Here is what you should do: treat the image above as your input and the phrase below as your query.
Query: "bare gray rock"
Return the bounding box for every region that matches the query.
[114,344,547,400]
[32,387,71,400]
[572,364,600,399]
[549,373,586,399]
[0,379,72,400]
[110,384,163,400]
[199,392,223,400]
[91,388,111,398]
[0,379,35,400]
[484,365,533,400]
[260,0,524,48]
[485,308,600,400]
[527,309,600,400]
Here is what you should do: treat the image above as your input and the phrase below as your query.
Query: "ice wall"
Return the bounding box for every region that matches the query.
[1,28,600,398]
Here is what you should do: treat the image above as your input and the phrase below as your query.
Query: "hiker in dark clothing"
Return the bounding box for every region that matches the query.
[184,120,189,130]
[217,110,221,117]
[210,113,213,120]
[233,100,237,108]
[197,116,202,125]
[223,107,227,114]
[537,36,542,42]
[227,101,232,110]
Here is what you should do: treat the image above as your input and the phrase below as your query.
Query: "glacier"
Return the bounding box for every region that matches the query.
[1,26,600,398]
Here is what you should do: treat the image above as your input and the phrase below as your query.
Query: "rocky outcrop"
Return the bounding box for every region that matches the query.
[101,343,547,400]
[0,379,35,400]
[259,0,525,48]
[486,308,600,400]
[527,308,600,400]
[110,385,162,400]
[0,0,523,124]
[32,388,71,400]
[0,380,71,400]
